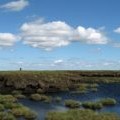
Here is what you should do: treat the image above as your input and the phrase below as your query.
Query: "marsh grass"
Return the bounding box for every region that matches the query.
[65,99,81,108]
[82,98,117,110]
[0,95,17,103]
[11,106,37,119]
[72,83,99,94]
[0,94,37,120]
[0,112,16,120]
[82,101,103,110]
[37,88,45,94]
[30,93,52,103]
[46,109,120,120]
[54,97,62,103]
[99,98,117,106]
[0,104,4,111]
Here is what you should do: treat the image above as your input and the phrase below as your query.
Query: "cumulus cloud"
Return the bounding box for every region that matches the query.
[54,59,63,64]
[76,26,108,44]
[0,33,19,47]
[1,0,29,11]
[20,20,74,50]
[20,19,108,50]
[114,27,120,33]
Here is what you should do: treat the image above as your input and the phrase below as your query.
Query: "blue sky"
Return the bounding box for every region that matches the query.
[0,0,120,70]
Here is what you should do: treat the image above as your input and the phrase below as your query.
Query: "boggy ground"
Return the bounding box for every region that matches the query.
[0,70,120,94]
[0,71,120,120]
[46,109,120,120]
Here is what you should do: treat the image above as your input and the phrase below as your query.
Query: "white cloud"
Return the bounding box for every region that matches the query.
[20,20,73,50]
[20,19,108,50]
[114,27,120,33]
[103,62,113,66]
[0,33,19,47]
[1,0,29,11]
[76,26,108,44]
[54,59,63,64]
[16,61,24,64]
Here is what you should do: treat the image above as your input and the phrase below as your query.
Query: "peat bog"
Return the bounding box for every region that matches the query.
[0,71,120,120]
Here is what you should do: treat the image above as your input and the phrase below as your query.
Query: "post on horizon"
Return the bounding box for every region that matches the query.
[20,68,22,71]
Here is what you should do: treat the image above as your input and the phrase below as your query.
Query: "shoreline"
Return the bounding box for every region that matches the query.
[0,70,120,94]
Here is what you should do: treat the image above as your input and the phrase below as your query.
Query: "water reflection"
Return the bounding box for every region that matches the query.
[20,84,120,120]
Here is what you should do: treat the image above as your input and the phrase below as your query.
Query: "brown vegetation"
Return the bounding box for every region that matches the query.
[0,71,120,94]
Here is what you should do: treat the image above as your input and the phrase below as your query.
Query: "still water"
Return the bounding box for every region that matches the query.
[20,84,120,120]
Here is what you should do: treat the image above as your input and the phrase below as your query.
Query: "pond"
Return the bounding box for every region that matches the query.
[19,84,120,120]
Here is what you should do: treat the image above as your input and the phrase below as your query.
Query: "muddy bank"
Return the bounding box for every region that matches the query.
[0,71,120,94]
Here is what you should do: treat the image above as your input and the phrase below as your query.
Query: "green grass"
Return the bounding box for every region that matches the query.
[0,95,17,103]
[30,93,52,103]
[81,98,117,110]
[4,102,23,109]
[0,104,4,111]
[71,83,99,94]
[11,106,37,119]
[65,100,81,108]
[54,97,62,103]
[46,109,120,120]
[11,90,26,99]
[37,88,45,94]
[0,112,16,120]
[0,94,37,120]
[99,98,117,106]
[82,101,103,110]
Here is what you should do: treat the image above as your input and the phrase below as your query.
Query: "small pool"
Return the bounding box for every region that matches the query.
[20,84,120,120]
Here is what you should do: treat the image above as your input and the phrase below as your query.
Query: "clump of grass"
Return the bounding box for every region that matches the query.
[82,101,103,110]
[14,94,26,99]
[12,90,22,95]
[46,109,120,120]
[0,104,5,111]
[24,109,37,120]
[30,94,42,101]
[54,97,62,103]
[65,99,81,108]
[11,90,26,99]
[0,104,4,111]
[74,83,99,94]
[11,106,37,119]
[82,98,117,110]
[99,98,117,106]
[4,102,23,109]
[71,84,88,94]
[30,93,52,103]
[37,88,45,94]
[77,84,88,91]
[0,95,17,103]
[0,94,38,120]
[0,112,16,120]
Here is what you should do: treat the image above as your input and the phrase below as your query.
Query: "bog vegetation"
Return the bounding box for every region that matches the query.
[46,109,120,120]
[0,94,37,120]
[0,70,120,94]
[0,71,120,120]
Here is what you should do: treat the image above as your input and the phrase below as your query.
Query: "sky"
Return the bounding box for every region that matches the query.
[0,0,120,70]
